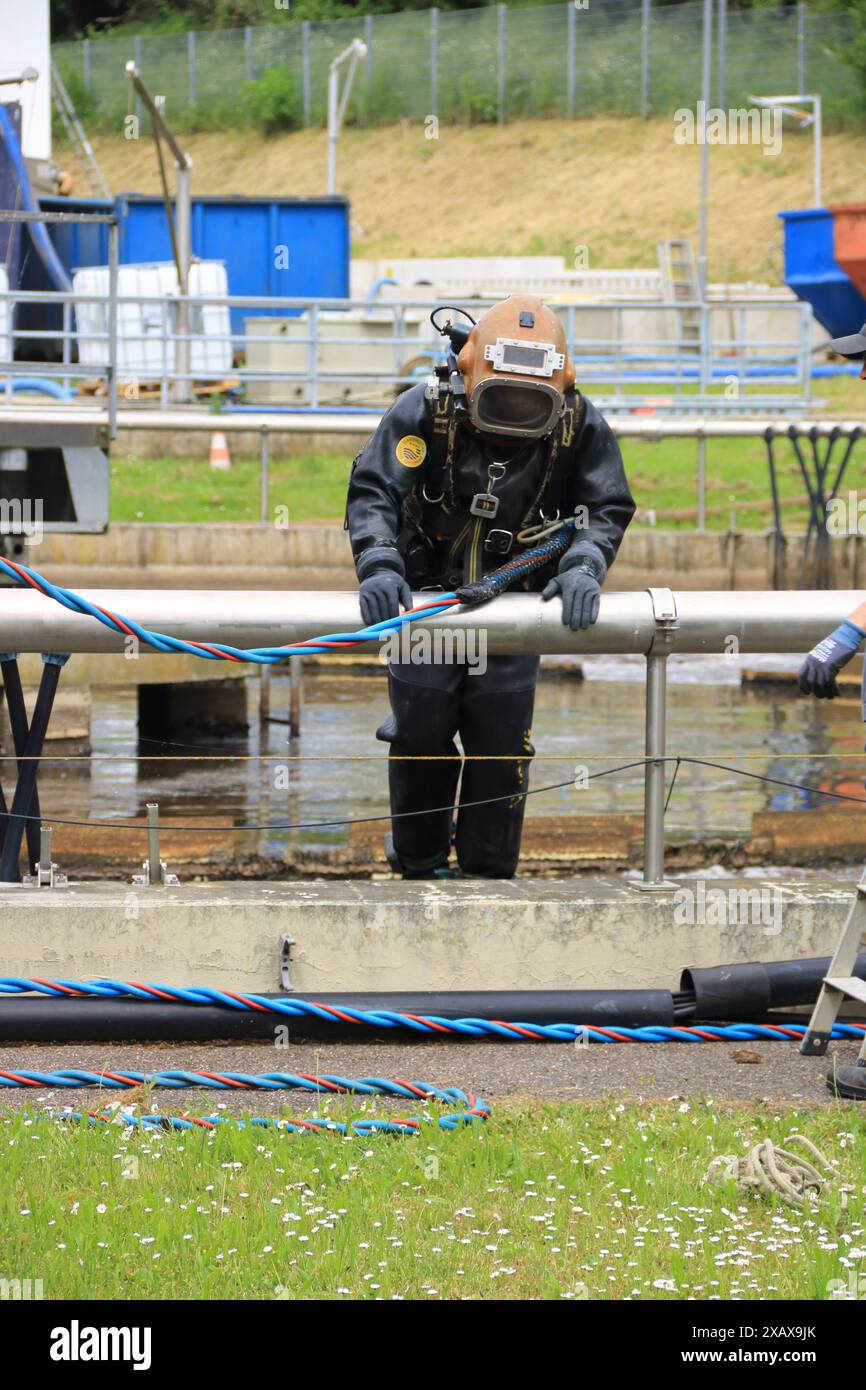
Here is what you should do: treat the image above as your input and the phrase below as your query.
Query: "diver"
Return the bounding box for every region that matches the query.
[797,317,866,1100]
[345,294,635,879]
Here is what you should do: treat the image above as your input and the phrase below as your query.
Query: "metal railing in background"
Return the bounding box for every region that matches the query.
[0,583,856,888]
[0,288,815,418]
[53,1,860,131]
[0,210,120,436]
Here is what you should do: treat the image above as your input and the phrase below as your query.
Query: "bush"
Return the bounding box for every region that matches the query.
[241,68,303,137]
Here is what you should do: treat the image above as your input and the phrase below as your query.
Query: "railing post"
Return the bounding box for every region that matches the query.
[260,424,270,524]
[696,432,706,531]
[635,589,678,892]
[107,218,119,440]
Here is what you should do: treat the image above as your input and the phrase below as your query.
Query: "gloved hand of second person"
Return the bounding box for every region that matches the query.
[542,561,601,631]
[359,568,414,626]
[797,619,866,699]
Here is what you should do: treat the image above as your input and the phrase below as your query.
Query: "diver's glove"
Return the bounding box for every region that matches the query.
[797,619,866,699]
[542,557,603,631]
[356,546,413,626]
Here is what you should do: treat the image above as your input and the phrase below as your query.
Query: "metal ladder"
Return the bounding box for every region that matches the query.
[800,866,866,1062]
[658,238,702,353]
[50,60,111,200]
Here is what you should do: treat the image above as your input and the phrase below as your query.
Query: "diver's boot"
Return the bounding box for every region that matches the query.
[383,832,455,879]
[827,1059,866,1100]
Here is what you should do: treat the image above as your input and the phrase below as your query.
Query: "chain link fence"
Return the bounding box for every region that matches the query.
[55,1,860,132]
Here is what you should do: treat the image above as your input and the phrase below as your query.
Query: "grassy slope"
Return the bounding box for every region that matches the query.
[3,1099,864,1300]
[80,116,866,281]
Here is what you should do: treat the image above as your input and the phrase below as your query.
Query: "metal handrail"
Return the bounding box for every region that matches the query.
[0,585,854,888]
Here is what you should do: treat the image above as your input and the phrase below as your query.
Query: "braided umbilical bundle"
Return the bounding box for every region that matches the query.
[456,524,573,605]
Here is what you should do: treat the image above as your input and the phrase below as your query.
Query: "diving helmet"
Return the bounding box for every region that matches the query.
[455,295,576,440]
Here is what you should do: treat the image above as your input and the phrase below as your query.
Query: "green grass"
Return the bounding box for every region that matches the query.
[2,1099,864,1300]
[110,432,853,531]
[110,451,352,525]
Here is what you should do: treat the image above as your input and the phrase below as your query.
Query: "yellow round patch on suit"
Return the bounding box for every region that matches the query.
[395,435,427,468]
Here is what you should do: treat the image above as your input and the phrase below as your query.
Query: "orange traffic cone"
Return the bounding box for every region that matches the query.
[209,431,231,471]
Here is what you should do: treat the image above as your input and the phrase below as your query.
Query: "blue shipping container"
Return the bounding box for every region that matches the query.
[117,194,350,332]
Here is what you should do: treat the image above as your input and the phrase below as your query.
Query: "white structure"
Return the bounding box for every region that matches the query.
[73,262,233,381]
[0,267,12,367]
[0,0,51,160]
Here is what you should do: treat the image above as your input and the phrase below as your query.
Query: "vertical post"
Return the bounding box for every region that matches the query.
[697,434,706,531]
[188,31,197,108]
[146,803,161,886]
[82,38,91,92]
[497,3,506,126]
[642,652,668,886]
[813,93,821,207]
[698,0,713,299]
[259,664,271,724]
[107,218,119,440]
[797,0,806,94]
[716,0,726,108]
[173,161,192,404]
[327,61,338,193]
[640,0,650,120]
[364,14,374,82]
[302,22,311,126]
[134,36,143,123]
[260,425,270,524]
[289,655,303,739]
[431,8,439,121]
[245,25,254,82]
[309,303,319,408]
[567,3,576,118]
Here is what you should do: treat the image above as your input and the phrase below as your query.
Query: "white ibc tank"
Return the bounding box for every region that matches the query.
[72,260,233,380]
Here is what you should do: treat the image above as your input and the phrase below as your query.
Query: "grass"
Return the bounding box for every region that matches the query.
[74,116,866,283]
[111,416,865,532]
[1,1098,864,1300]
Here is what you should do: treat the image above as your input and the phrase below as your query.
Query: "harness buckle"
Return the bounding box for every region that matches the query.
[484,529,513,555]
[470,492,500,519]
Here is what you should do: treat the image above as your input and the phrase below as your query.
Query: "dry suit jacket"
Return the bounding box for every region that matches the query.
[345,381,636,592]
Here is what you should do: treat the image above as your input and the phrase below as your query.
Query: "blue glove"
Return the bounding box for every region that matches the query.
[797,619,866,699]
[542,560,601,631]
[359,568,413,627]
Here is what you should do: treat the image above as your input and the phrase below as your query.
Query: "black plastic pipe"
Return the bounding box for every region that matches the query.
[680,954,866,1020]
[0,989,674,1043]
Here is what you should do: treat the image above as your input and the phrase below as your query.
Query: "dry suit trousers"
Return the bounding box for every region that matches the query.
[376,653,539,878]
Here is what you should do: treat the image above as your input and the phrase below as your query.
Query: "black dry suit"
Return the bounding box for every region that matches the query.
[345,380,635,877]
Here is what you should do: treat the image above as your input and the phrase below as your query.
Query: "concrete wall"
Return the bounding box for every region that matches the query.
[0,877,854,994]
[31,522,866,593]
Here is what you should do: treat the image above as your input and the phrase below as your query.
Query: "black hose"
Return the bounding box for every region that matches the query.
[0,989,674,1043]
[680,954,866,1020]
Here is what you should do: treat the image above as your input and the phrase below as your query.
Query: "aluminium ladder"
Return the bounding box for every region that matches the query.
[800,866,866,1065]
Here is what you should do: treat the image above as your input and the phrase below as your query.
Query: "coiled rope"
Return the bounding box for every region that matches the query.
[706,1134,835,1207]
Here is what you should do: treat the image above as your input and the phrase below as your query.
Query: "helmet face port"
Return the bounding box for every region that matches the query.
[468,377,564,439]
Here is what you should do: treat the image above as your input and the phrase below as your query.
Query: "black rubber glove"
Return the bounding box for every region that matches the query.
[542,562,601,631]
[797,620,866,699]
[359,569,413,626]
